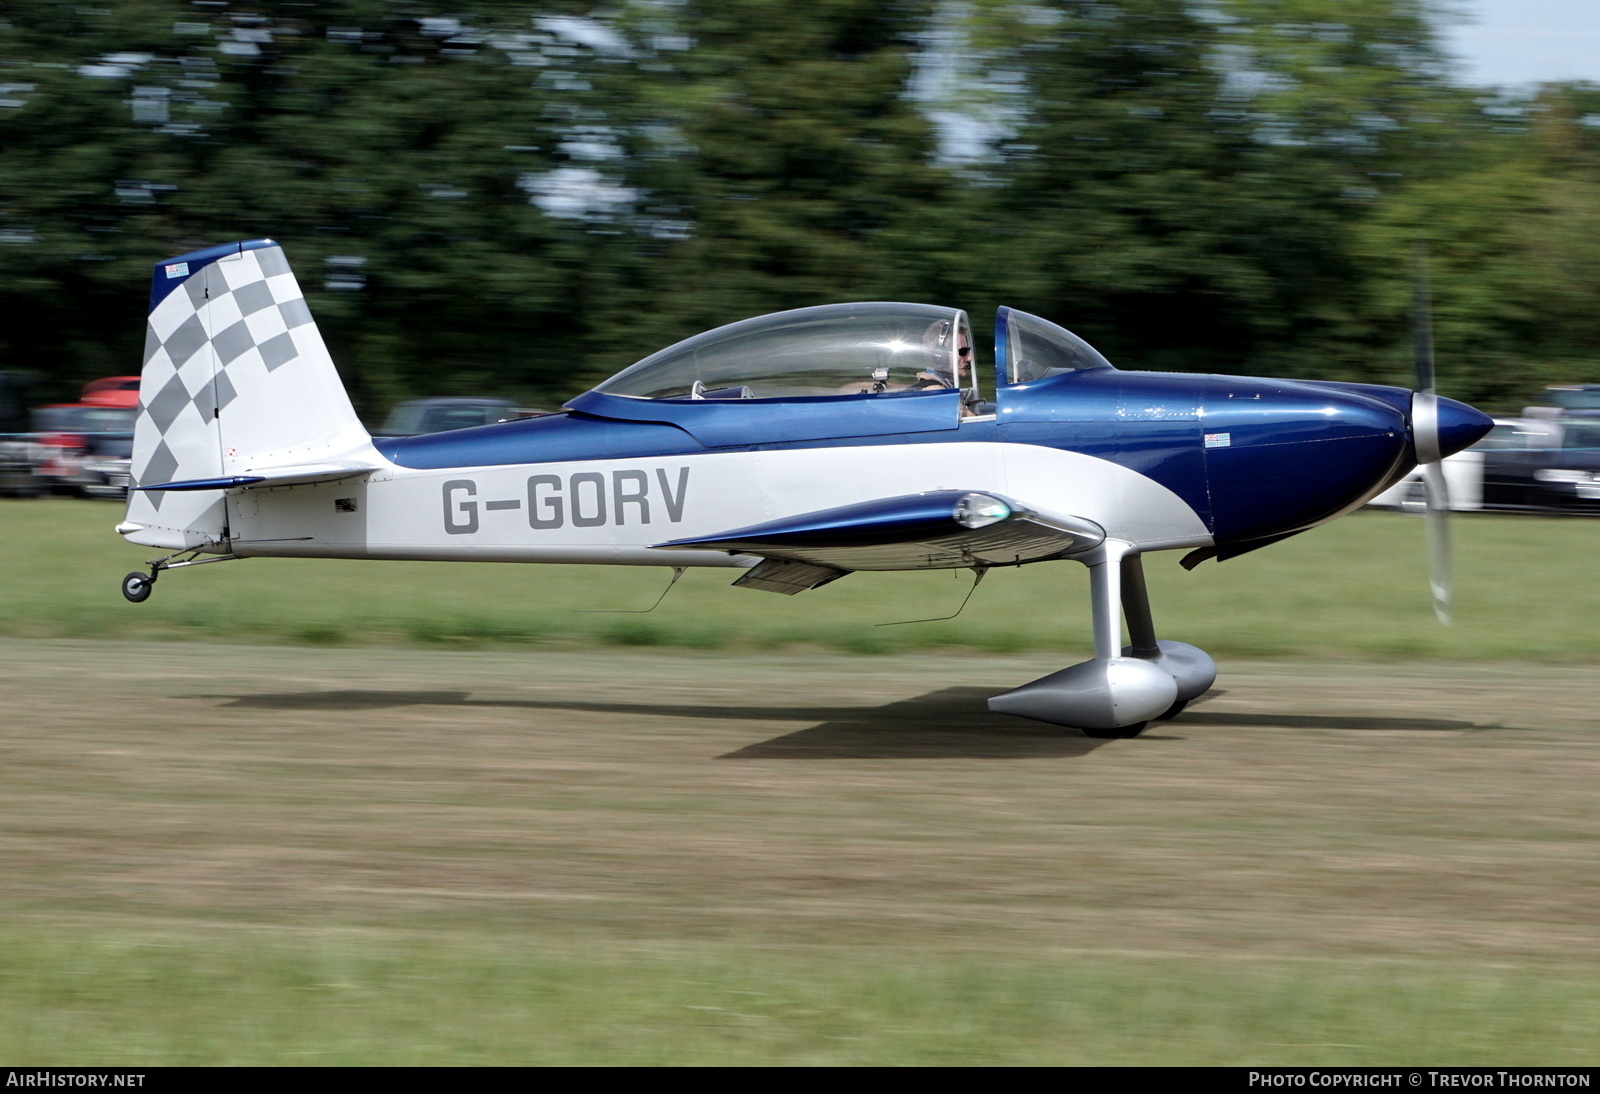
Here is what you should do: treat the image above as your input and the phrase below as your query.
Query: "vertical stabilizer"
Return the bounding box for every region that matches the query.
[123,239,372,550]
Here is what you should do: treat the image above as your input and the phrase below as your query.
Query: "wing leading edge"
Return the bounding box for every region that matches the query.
[655,490,1105,593]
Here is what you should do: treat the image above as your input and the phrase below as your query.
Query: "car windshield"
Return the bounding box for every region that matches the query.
[1547,388,1600,411]
[424,406,509,431]
[380,402,513,435]
[594,303,974,401]
[33,406,136,433]
[1477,422,1561,450]
[1560,421,1600,449]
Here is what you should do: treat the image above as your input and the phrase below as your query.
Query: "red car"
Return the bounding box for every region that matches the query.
[81,376,141,409]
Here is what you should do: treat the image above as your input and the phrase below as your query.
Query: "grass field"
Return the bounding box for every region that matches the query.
[1,642,1598,1064]
[3,497,1599,659]
[5,931,1597,1065]
[2,500,1598,1063]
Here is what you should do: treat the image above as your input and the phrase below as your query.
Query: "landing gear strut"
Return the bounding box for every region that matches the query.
[119,547,240,604]
[987,541,1216,735]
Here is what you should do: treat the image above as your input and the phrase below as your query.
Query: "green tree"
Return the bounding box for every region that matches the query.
[0,2,652,412]
[2,0,1596,418]
[575,0,954,385]
[977,0,1471,380]
[1356,83,1600,408]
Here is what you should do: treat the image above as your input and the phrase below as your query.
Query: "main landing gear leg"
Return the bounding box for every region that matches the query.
[987,542,1214,737]
[1118,553,1216,723]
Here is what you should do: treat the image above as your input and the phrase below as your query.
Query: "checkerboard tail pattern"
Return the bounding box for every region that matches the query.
[124,241,370,550]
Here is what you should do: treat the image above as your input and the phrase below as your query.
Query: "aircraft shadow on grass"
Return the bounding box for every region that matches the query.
[189,686,1502,760]
[192,686,1107,759]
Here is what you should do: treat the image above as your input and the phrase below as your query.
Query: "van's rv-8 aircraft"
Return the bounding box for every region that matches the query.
[117,239,1492,737]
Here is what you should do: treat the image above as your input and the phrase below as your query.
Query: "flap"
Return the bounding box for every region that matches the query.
[732,559,849,595]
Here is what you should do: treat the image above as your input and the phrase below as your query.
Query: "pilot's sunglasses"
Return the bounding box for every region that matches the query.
[958,346,972,356]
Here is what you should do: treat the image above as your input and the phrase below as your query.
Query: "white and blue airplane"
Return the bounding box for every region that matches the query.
[116,239,1492,736]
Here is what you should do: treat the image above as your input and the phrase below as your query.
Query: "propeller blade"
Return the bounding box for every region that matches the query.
[1422,460,1452,625]
[1412,239,1450,625]
[1412,240,1435,396]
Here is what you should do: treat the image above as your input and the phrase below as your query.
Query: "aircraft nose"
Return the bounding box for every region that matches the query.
[1198,377,1412,543]
[1433,397,1494,459]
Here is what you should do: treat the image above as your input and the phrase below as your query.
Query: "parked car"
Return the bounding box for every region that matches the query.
[0,371,42,496]
[375,397,545,439]
[80,375,142,409]
[1369,417,1600,514]
[1521,383,1600,421]
[1483,418,1600,513]
[31,403,136,498]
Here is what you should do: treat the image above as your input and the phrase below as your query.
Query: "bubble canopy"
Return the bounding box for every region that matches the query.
[593,303,975,402]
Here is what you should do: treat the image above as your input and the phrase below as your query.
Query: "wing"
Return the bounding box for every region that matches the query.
[655,490,1104,593]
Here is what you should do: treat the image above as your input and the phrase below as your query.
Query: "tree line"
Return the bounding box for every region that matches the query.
[1,0,1596,417]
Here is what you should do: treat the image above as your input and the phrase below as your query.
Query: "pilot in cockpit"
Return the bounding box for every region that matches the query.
[907,329,971,392]
[910,322,979,416]
[846,319,976,415]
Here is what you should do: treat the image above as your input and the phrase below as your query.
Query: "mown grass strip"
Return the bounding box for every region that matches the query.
[2,927,1597,1065]
[5,498,1597,658]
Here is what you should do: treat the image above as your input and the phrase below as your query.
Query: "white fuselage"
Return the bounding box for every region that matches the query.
[224,441,1212,566]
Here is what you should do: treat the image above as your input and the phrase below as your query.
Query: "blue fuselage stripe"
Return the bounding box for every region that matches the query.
[380,370,1417,545]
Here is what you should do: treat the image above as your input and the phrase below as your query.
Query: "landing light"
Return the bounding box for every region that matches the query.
[954,493,1010,529]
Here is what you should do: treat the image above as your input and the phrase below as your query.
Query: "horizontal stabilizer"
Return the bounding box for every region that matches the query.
[136,460,380,492]
[657,490,1104,572]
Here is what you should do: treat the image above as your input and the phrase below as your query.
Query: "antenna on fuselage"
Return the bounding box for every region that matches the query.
[573,566,687,614]
[876,566,988,627]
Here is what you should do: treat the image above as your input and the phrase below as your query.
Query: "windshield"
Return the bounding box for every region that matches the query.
[595,303,974,401]
[33,405,136,433]
[1546,387,1600,411]
[380,401,515,436]
[380,405,428,436]
[995,306,1114,386]
[1477,421,1561,450]
[1561,421,1600,449]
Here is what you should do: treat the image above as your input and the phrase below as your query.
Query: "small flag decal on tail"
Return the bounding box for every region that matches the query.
[165,262,189,279]
[1204,432,1231,448]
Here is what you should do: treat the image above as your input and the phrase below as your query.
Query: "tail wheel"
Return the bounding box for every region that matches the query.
[121,572,153,603]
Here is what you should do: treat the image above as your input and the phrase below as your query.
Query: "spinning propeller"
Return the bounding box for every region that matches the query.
[1410,242,1452,625]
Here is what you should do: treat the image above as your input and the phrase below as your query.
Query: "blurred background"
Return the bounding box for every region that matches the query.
[2,0,1599,423]
[5,5,1600,1066]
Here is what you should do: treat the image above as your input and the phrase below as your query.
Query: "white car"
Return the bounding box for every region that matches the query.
[1369,422,1568,515]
